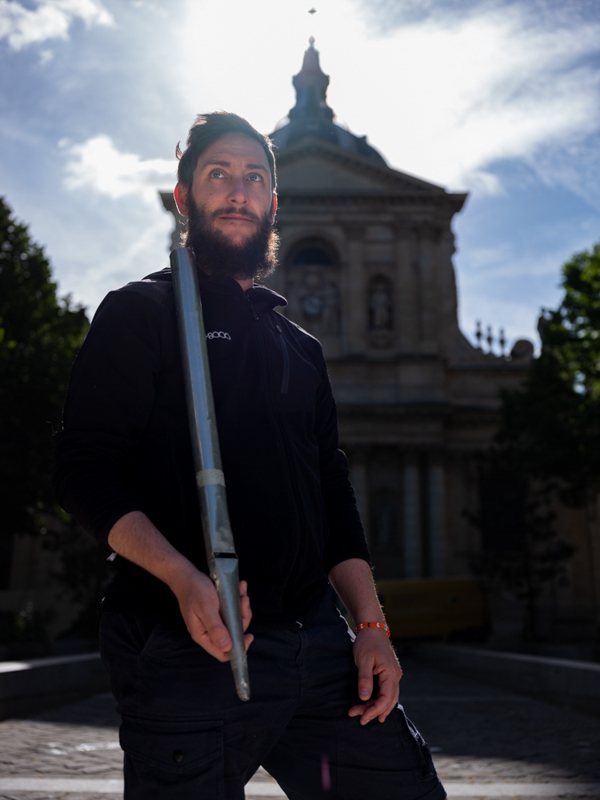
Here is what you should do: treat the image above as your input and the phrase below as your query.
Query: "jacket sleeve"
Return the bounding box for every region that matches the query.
[313,352,371,572]
[53,287,164,550]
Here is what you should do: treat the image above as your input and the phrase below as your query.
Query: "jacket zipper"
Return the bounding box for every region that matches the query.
[275,324,290,395]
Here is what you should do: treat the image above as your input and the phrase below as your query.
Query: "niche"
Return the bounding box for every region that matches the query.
[285,239,340,338]
[368,275,393,349]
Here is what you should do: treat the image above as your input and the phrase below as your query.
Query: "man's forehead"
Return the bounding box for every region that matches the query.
[196,133,270,170]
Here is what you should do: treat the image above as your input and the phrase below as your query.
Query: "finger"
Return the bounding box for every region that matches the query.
[360,694,391,725]
[204,618,232,653]
[186,601,232,655]
[241,600,252,630]
[348,703,367,718]
[244,633,254,651]
[184,616,231,662]
[239,581,253,629]
[240,592,253,630]
[364,676,399,725]
[347,696,383,723]
[357,666,374,703]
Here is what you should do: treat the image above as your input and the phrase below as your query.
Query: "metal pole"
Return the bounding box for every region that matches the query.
[170,247,250,702]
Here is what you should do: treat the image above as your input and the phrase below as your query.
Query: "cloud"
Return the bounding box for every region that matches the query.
[0,0,113,50]
[330,4,600,201]
[356,0,600,32]
[63,135,177,203]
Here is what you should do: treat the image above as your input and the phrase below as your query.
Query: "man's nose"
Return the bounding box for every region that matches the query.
[228,177,248,204]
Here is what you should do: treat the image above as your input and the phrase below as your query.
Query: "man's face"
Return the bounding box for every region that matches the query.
[176,132,276,248]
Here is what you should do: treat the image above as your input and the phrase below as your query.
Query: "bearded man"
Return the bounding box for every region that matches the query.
[54,112,446,800]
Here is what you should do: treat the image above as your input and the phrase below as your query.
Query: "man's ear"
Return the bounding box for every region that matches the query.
[174,183,189,217]
[271,193,278,222]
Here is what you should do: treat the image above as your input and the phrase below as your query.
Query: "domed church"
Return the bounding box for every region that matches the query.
[162,40,533,583]
[264,40,532,581]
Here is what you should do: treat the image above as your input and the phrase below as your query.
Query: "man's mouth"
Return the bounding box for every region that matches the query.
[213,209,259,225]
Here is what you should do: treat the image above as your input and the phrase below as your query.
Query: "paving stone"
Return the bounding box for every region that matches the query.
[398,655,600,785]
[0,657,598,798]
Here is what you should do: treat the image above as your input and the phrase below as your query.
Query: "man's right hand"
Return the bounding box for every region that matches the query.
[107,511,253,662]
[171,567,253,662]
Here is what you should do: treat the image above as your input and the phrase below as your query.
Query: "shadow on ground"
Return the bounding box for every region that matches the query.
[399,655,600,782]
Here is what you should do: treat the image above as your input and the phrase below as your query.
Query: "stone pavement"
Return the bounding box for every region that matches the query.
[0,656,598,799]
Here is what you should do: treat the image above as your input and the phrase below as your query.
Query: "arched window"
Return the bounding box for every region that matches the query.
[292,248,334,266]
[288,238,338,267]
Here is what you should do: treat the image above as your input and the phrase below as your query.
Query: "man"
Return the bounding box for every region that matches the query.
[54,112,446,800]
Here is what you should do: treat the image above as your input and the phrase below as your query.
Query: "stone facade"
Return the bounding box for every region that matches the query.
[263,42,533,582]
[159,42,600,642]
[161,41,536,585]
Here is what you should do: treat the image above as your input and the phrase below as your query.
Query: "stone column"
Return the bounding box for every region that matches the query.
[394,222,419,354]
[350,447,370,544]
[417,224,440,354]
[429,455,445,577]
[343,225,366,355]
[403,454,421,578]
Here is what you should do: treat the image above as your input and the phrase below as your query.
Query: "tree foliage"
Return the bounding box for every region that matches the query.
[500,243,600,504]
[468,244,600,639]
[0,197,89,536]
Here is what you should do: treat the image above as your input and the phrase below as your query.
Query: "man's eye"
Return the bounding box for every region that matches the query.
[247,173,263,182]
[210,170,225,179]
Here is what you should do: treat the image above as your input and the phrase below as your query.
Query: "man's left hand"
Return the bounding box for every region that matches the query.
[348,627,402,725]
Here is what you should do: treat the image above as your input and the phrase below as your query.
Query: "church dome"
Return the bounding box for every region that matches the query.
[269,39,386,165]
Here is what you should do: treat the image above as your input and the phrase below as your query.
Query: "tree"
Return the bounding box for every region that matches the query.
[0,196,89,535]
[501,243,600,502]
[469,244,600,640]
[468,457,574,641]
[0,197,103,642]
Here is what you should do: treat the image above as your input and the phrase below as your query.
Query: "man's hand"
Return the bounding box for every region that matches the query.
[328,558,402,725]
[171,566,253,662]
[107,511,253,662]
[348,627,402,725]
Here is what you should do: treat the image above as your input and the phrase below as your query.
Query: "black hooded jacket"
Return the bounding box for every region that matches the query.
[53,268,369,626]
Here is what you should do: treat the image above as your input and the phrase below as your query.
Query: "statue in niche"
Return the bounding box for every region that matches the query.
[369,278,393,331]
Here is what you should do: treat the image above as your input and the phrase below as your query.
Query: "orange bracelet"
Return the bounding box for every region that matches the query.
[356,622,390,638]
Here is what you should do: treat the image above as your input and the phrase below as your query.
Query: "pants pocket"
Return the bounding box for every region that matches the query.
[120,715,224,800]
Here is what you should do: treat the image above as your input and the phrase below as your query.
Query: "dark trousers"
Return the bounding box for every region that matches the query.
[100,599,446,800]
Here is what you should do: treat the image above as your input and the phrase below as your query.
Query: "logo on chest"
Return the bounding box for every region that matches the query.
[206,331,232,340]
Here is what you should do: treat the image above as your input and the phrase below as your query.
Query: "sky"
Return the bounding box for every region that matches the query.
[1,0,599,353]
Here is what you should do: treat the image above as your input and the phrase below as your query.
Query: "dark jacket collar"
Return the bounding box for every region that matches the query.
[143,267,287,310]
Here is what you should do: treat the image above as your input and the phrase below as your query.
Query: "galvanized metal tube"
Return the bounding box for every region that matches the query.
[170,247,250,702]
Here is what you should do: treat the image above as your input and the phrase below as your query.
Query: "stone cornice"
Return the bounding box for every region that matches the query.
[277,191,467,212]
[276,136,447,193]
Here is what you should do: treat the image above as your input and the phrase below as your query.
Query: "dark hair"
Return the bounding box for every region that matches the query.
[176,112,277,192]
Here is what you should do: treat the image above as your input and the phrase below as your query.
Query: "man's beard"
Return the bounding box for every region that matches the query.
[184,196,279,281]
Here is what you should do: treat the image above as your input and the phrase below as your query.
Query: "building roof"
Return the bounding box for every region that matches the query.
[269,38,387,165]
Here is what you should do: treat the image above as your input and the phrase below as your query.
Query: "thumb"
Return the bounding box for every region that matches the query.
[200,609,232,652]
[357,666,374,701]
